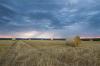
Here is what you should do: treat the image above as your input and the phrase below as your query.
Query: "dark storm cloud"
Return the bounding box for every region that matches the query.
[0,0,100,37]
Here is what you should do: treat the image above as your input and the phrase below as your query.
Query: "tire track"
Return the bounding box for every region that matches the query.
[0,40,34,66]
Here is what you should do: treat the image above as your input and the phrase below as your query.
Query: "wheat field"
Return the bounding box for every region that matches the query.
[0,40,100,66]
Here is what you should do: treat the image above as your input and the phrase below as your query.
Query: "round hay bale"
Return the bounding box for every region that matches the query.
[65,36,81,47]
[65,39,76,47]
[74,36,81,46]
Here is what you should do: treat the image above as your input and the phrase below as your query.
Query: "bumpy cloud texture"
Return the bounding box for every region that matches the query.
[0,0,100,38]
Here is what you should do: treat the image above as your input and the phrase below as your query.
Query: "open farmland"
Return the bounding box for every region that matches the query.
[0,40,100,66]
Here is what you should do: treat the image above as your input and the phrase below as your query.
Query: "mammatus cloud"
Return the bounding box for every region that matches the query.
[0,0,100,38]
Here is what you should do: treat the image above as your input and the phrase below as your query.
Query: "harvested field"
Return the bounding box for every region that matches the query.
[0,40,100,66]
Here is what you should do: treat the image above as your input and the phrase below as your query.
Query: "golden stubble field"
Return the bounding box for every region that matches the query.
[0,40,100,66]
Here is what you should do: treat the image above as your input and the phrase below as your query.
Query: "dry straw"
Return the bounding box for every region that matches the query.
[65,36,81,47]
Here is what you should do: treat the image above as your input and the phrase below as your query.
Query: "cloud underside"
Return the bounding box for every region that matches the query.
[0,0,100,38]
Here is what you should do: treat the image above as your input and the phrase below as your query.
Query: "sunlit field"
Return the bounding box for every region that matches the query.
[0,40,100,66]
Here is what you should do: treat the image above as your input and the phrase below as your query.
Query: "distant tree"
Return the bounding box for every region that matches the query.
[12,38,16,40]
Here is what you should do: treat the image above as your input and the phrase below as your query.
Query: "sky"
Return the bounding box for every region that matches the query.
[0,0,100,38]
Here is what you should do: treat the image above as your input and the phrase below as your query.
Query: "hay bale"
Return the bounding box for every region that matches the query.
[65,36,81,47]
[65,39,75,47]
[74,36,81,46]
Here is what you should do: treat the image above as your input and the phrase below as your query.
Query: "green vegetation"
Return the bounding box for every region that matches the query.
[0,40,100,66]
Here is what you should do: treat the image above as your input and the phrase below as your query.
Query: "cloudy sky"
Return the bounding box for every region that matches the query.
[0,0,100,38]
